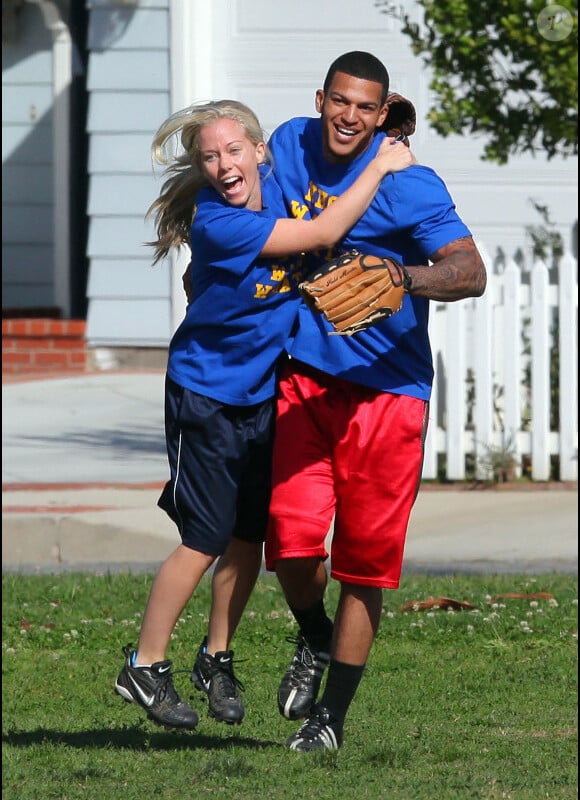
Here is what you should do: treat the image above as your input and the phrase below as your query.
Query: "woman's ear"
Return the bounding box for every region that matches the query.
[256,141,267,163]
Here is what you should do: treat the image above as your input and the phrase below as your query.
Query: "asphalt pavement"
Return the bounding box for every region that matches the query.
[2,369,577,575]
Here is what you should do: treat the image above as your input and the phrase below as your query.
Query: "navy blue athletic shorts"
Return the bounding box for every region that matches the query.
[157,376,275,556]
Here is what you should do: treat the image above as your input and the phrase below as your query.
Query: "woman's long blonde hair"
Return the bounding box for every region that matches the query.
[146,99,271,264]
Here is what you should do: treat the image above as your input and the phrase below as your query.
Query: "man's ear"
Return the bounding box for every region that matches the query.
[315,89,324,114]
[376,104,388,129]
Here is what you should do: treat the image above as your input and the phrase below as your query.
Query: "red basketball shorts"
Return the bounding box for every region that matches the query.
[265,360,429,588]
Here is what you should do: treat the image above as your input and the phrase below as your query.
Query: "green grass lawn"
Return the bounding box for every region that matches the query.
[2,571,577,800]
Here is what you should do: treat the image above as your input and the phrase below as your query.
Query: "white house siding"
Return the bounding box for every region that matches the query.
[85,0,172,347]
[2,2,55,310]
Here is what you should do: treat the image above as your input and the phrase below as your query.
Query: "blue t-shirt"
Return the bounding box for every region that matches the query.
[167,166,302,405]
[269,117,472,400]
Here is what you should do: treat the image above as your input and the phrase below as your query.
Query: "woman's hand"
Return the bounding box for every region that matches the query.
[374,136,417,175]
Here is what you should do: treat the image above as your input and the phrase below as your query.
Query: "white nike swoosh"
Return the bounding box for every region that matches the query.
[128,673,155,707]
[157,665,171,673]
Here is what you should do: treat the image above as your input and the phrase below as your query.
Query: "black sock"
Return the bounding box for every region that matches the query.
[319,659,365,725]
[289,600,333,651]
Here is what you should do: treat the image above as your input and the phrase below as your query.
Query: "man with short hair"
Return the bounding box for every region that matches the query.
[265,50,486,752]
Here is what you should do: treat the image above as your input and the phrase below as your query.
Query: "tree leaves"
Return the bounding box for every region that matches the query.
[376,0,578,163]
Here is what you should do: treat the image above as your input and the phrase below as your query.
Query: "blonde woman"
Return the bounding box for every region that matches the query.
[114,99,416,730]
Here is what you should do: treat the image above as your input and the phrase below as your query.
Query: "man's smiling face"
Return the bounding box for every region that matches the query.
[315,71,389,164]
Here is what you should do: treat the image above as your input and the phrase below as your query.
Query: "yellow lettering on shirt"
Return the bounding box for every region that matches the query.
[293,182,338,218]
[276,276,293,294]
[254,283,273,299]
[290,200,310,220]
[312,186,329,210]
[253,260,303,298]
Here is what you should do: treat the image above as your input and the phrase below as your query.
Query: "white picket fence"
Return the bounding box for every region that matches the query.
[423,243,578,482]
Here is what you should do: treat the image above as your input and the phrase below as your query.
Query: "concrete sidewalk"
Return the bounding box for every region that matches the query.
[2,371,167,485]
[2,370,578,575]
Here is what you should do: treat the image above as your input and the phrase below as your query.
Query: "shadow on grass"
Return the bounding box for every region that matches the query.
[2,725,279,751]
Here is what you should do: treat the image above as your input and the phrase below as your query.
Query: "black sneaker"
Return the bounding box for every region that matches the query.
[115,644,199,730]
[192,639,245,725]
[277,634,330,720]
[285,704,343,751]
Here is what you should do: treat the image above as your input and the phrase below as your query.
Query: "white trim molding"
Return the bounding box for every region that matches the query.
[168,0,215,332]
[27,0,72,317]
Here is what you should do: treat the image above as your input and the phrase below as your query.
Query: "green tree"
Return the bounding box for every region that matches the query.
[376,0,578,164]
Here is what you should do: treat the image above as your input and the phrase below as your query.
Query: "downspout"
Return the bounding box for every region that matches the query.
[168,0,214,332]
[27,0,72,318]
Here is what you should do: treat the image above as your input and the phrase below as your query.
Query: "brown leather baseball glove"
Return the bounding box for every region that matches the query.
[299,250,408,336]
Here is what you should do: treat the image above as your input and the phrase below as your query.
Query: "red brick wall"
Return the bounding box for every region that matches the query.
[2,319,87,376]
